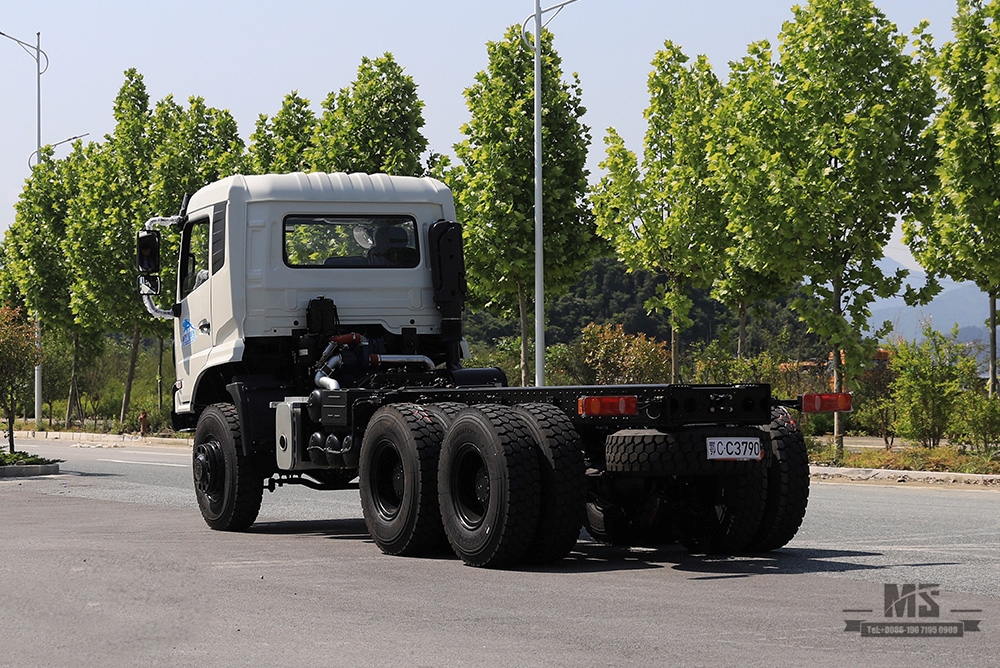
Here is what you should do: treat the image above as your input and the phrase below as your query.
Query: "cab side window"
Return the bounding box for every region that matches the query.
[180,219,211,299]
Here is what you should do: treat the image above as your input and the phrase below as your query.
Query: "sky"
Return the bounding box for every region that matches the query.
[1,0,956,269]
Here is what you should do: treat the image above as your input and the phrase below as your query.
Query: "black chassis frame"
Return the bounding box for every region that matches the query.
[227,378,776,473]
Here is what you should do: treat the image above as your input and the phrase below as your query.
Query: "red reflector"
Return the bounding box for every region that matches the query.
[578,395,638,417]
[801,393,852,413]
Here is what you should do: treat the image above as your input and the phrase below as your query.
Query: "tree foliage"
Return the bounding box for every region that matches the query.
[65,69,152,335]
[592,42,725,382]
[0,307,39,451]
[307,53,428,176]
[709,0,937,449]
[708,42,793,358]
[452,26,595,385]
[245,91,317,174]
[903,0,1000,395]
[890,324,979,448]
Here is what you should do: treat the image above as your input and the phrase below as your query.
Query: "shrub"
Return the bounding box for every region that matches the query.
[948,390,1000,451]
[889,324,979,448]
[577,323,671,385]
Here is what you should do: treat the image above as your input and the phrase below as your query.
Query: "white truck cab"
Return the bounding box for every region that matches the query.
[144,172,463,421]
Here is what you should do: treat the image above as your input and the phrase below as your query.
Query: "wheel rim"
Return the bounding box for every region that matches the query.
[371,439,404,520]
[193,439,225,499]
[452,442,489,529]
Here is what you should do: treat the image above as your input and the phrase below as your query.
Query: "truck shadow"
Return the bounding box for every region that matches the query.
[547,540,959,577]
[245,520,933,576]
[249,518,371,540]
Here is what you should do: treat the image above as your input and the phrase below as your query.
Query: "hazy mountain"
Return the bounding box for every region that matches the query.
[868,258,989,342]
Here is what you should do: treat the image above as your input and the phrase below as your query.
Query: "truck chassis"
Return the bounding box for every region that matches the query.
[136,172,842,568]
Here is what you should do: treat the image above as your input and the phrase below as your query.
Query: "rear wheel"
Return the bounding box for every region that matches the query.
[585,490,673,547]
[438,405,540,568]
[359,404,447,556]
[193,403,263,531]
[670,471,766,554]
[514,403,586,563]
[421,402,467,429]
[749,408,810,551]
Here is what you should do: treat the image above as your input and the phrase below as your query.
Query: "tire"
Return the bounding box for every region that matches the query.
[670,471,767,554]
[359,404,447,557]
[438,405,540,568]
[193,403,263,531]
[606,427,770,476]
[513,403,586,563]
[749,407,810,552]
[584,493,673,547]
[421,402,467,429]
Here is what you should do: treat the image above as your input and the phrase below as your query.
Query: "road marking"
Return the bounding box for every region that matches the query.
[97,459,188,468]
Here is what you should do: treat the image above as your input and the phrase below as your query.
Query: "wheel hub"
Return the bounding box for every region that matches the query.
[194,439,225,496]
[372,440,404,519]
[474,466,490,508]
[453,444,489,528]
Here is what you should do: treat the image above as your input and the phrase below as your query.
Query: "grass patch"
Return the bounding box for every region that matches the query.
[0,451,62,466]
[807,441,1000,475]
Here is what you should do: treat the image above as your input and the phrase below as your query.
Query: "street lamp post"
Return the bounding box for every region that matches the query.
[1,29,49,426]
[29,133,90,168]
[522,0,578,387]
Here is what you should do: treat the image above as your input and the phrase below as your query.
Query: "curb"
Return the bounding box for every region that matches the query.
[14,430,192,449]
[0,463,60,478]
[810,465,1000,488]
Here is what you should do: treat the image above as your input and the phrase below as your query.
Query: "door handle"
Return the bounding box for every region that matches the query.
[198,319,211,334]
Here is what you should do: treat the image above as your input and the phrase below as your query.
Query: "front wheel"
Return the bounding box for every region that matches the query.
[193,403,263,531]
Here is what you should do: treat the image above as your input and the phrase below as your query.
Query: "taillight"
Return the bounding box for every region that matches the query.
[578,395,638,417]
[800,393,852,413]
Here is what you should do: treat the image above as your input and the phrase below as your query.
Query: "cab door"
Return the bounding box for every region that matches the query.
[175,214,213,401]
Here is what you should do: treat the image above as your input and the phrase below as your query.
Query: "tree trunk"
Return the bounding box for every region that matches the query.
[157,336,164,412]
[518,287,530,387]
[6,388,15,454]
[737,301,747,359]
[66,332,80,427]
[120,322,142,424]
[990,290,997,398]
[832,348,844,460]
[670,316,680,384]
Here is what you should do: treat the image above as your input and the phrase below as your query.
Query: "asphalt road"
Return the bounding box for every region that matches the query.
[1,436,997,667]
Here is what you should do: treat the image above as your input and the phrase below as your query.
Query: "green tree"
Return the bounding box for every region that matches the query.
[904,0,1000,396]
[246,91,316,174]
[592,42,725,382]
[850,352,898,448]
[709,0,937,453]
[307,53,428,176]
[9,141,107,426]
[452,26,595,385]
[890,324,979,448]
[64,70,156,424]
[577,323,671,385]
[149,95,244,214]
[0,307,38,452]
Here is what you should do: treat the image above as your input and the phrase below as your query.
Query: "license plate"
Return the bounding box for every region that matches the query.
[706,436,763,461]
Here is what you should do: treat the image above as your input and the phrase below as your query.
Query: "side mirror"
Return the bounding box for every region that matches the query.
[137,229,161,274]
[138,275,161,296]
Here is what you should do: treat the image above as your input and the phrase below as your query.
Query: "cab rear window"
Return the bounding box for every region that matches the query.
[283,215,419,268]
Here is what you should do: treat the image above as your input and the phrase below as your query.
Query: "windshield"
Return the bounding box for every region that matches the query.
[283,215,419,268]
